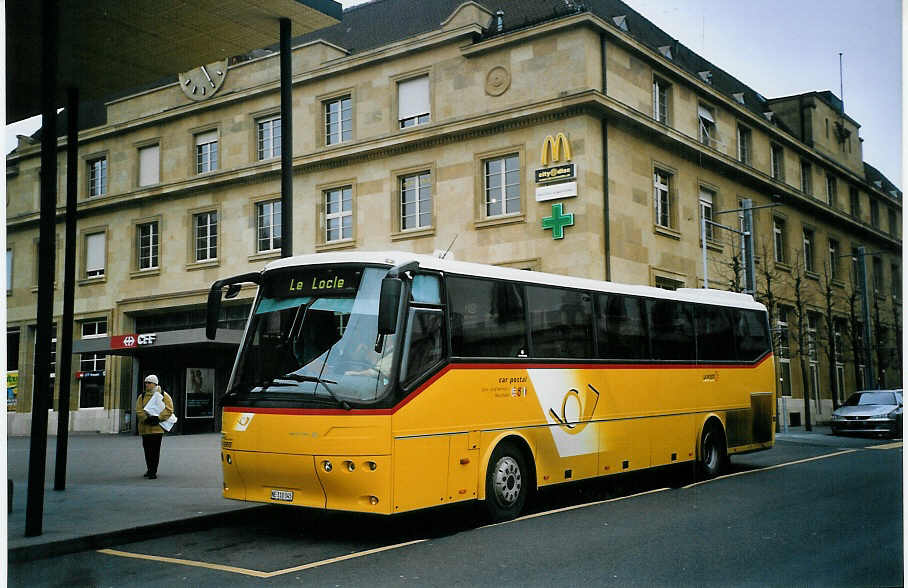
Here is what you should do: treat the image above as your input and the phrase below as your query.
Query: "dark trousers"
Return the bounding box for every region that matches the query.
[142,433,163,475]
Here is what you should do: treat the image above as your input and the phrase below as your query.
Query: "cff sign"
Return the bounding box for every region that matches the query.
[111,333,157,349]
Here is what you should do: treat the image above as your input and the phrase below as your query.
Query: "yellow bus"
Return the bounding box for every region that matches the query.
[207,252,774,521]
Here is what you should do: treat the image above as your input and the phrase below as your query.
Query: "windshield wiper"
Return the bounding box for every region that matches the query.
[273,372,351,411]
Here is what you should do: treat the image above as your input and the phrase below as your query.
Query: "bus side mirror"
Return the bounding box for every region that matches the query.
[378,277,403,335]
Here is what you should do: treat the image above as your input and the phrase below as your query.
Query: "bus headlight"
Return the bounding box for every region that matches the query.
[346,461,356,472]
[323,460,333,472]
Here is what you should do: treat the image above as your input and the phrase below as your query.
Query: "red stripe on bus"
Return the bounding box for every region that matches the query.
[223,352,773,417]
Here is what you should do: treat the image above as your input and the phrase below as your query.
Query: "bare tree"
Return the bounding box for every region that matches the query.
[845,279,866,390]
[790,250,814,430]
[820,261,841,409]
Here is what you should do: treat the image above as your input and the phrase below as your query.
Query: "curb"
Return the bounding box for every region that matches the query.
[8,505,269,563]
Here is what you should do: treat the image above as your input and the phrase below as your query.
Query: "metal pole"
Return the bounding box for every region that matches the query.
[857,246,875,388]
[701,211,708,288]
[26,0,59,537]
[280,17,293,259]
[55,87,79,491]
[742,198,756,296]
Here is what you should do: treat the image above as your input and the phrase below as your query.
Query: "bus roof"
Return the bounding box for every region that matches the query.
[264,251,766,312]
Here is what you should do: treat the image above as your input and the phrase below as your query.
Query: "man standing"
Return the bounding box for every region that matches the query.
[135,374,174,479]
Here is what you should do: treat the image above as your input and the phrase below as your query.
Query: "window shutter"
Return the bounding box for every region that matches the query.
[398,76,429,120]
[138,144,160,186]
[697,104,715,123]
[85,233,105,273]
[195,130,218,145]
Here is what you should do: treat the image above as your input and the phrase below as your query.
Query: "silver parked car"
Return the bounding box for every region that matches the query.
[831,389,903,437]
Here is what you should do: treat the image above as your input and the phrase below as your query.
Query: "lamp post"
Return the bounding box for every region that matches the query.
[700,199,778,294]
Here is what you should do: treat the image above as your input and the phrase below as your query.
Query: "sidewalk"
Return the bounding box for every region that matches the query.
[7,432,264,562]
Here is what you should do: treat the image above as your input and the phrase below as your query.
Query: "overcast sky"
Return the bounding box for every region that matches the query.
[6,0,901,188]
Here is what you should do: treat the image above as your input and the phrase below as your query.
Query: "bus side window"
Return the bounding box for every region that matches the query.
[447,276,527,358]
[647,299,694,361]
[527,285,593,358]
[734,309,770,362]
[401,308,445,386]
[695,305,737,362]
[597,294,648,360]
[411,274,441,304]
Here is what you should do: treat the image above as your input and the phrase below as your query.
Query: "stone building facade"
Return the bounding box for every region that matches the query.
[6,0,901,434]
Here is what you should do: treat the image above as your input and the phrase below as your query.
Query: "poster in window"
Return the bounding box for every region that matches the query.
[7,371,18,411]
[185,367,215,419]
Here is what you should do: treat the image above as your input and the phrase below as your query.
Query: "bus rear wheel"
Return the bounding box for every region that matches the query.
[484,442,528,522]
[698,423,726,479]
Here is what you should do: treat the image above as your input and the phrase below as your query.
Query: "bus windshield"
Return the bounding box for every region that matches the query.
[229,265,398,406]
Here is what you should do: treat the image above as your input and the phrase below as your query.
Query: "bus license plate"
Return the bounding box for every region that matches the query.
[271,489,293,502]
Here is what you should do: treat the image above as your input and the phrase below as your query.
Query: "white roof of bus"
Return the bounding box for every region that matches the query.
[264,251,766,311]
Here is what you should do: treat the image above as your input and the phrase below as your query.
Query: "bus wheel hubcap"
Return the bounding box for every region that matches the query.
[492,456,521,505]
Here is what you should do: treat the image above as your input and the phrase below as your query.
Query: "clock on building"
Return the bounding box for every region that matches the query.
[178,59,228,101]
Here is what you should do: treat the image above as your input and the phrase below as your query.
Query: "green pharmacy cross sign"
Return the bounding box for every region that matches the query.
[542,202,574,239]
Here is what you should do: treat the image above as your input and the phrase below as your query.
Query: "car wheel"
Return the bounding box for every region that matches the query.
[484,442,529,522]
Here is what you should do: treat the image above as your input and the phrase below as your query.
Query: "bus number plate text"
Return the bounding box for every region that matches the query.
[270,489,294,502]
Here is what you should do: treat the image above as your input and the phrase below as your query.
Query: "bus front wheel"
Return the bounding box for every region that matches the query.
[698,423,726,479]
[484,442,528,522]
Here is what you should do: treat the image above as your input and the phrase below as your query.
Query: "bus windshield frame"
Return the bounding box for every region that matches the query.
[225,264,402,408]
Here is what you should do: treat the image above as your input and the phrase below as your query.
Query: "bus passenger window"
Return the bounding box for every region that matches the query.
[527,286,593,358]
[411,274,441,304]
[647,300,694,361]
[597,294,648,360]
[734,309,771,362]
[401,308,444,384]
[447,276,527,358]
[695,305,737,362]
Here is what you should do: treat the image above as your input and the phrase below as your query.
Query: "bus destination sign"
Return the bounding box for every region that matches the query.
[271,268,361,298]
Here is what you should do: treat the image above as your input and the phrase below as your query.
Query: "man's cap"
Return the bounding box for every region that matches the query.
[144,374,159,385]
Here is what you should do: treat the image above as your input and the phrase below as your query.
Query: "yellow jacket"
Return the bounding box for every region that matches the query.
[136,386,174,435]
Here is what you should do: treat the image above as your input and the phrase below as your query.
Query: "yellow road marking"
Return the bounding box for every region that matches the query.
[683,449,858,489]
[99,539,427,579]
[868,441,903,450]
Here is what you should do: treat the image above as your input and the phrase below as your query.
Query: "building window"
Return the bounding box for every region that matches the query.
[397,75,430,128]
[698,103,716,146]
[654,276,684,290]
[771,144,784,181]
[137,222,159,270]
[324,96,352,145]
[870,199,880,228]
[84,232,105,278]
[138,144,160,187]
[323,186,353,243]
[88,156,107,197]
[800,160,812,195]
[776,306,792,397]
[773,217,786,264]
[6,249,12,292]
[872,256,883,293]
[653,169,673,229]
[194,211,218,262]
[737,125,751,165]
[257,116,281,160]
[195,130,218,173]
[826,174,837,208]
[849,186,860,218]
[399,171,432,230]
[888,208,897,236]
[256,200,282,253]
[79,319,107,408]
[828,238,840,281]
[851,246,862,287]
[802,228,815,273]
[653,77,670,124]
[484,154,520,217]
[699,188,715,241]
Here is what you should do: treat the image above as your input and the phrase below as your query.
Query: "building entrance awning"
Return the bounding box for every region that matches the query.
[72,328,243,356]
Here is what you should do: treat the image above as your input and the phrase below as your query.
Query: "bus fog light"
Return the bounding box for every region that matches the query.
[346,461,355,472]
[323,460,333,472]
[226,454,232,464]
[369,496,379,505]
[366,461,377,471]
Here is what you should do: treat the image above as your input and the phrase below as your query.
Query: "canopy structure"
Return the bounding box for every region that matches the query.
[6,0,342,123]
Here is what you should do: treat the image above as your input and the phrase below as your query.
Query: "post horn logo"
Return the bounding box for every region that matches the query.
[540,132,572,167]
[548,384,600,434]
